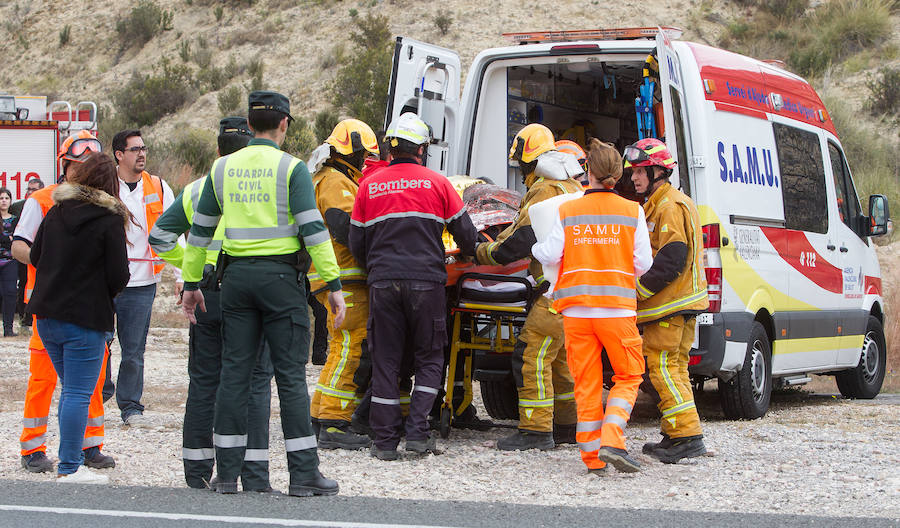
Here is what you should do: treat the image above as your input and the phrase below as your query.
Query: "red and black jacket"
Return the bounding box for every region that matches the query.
[349,158,477,284]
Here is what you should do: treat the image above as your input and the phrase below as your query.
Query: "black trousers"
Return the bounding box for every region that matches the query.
[183,285,274,490]
[216,259,317,485]
[368,280,447,450]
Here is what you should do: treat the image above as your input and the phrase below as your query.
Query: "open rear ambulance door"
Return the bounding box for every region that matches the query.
[655,29,694,194]
[385,37,461,176]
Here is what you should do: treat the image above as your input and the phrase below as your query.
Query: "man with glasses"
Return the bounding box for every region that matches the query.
[111,129,177,426]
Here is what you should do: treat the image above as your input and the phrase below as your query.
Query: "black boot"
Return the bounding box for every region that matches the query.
[318,424,371,450]
[642,433,673,454]
[649,435,707,464]
[496,430,554,451]
[288,471,339,497]
[597,446,641,473]
[452,404,492,431]
[552,423,576,445]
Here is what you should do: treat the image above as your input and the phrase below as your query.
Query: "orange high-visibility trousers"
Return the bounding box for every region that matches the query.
[563,316,644,470]
[20,321,108,455]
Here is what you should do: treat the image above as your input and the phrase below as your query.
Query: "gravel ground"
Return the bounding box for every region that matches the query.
[1,290,898,520]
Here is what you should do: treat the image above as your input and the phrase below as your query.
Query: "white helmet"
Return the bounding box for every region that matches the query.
[385,112,432,147]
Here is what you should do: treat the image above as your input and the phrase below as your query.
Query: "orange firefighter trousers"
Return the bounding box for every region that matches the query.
[564,316,644,470]
[20,322,107,456]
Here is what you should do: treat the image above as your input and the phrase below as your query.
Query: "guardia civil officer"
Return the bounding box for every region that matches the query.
[348,113,479,460]
[149,117,276,491]
[181,92,346,497]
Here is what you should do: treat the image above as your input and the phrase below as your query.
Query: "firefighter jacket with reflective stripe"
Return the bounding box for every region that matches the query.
[348,158,478,285]
[308,163,366,294]
[181,139,340,291]
[141,171,166,276]
[148,176,224,269]
[475,172,582,284]
[636,183,708,324]
[552,190,641,312]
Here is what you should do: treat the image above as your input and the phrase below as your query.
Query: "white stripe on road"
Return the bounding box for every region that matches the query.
[0,504,459,528]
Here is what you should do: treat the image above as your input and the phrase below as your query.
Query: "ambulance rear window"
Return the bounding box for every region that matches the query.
[773,123,827,234]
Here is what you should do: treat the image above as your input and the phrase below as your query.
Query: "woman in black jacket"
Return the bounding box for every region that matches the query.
[0,186,20,336]
[29,152,131,484]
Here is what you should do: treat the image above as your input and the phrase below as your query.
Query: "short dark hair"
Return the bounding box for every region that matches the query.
[112,129,142,154]
[388,138,422,159]
[27,178,45,190]
[248,109,286,133]
[218,133,251,156]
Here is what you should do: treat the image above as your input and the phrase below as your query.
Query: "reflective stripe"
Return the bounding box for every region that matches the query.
[399,395,411,404]
[150,239,177,253]
[182,447,215,461]
[414,385,439,395]
[86,416,104,428]
[23,417,48,428]
[445,206,466,223]
[213,434,247,448]
[224,225,299,240]
[20,436,45,451]
[553,284,636,300]
[208,239,223,252]
[82,436,103,449]
[561,267,634,277]
[662,400,696,418]
[483,241,500,266]
[578,438,603,452]
[576,420,603,433]
[293,208,323,225]
[315,383,357,400]
[284,435,317,452]
[309,267,366,281]
[372,396,400,405]
[143,193,160,204]
[188,234,213,248]
[637,290,708,319]
[193,212,221,227]
[243,449,269,461]
[454,382,465,387]
[212,155,230,207]
[303,230,331,247]
[148,225,179,243]
[606,397,634,415]
[275,153,293,227]
[602,413,628,430]
[554,392,575,401]
[660,348,684,404]
[636,279,654,299]
[518,398,554,408]
[190,177,203,210]
[329,331,351,388]
[535,336,552,399]
[561,214,639,228]
[353,211,446,228]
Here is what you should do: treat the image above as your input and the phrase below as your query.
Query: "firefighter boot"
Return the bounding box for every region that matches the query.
[642,433,673,454]
[21,451,54,473]
[82,447,116,469]
[288,470,339,497]
[650,435,707,464]
[318,423,371,450]
[405,433,442,456]
[496,430,554,451]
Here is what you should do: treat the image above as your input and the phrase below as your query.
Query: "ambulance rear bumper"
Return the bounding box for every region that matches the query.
[689,311,755,380]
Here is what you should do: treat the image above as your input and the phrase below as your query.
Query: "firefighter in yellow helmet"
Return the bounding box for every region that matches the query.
[308,119,379,450]
[475,123,583,450]
[625,138,709,463]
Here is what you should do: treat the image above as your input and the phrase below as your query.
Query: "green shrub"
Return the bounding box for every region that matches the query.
[218,85,244,116]
[192,46,213,69]
[866,67,900,118]
[167,127,218,175]
[433,9,453,35]
[115,0,174,47]
[59,25,71,47]
[214,5,224,21]
[113,58,196,127]
[177,40,191,62]
[349,8,358,17]
[246,56,264,92]
[282,116,317,160]
[330,14,393,128]
[318,43,346,69]
[314,108,341,143]
[197,66,227,93]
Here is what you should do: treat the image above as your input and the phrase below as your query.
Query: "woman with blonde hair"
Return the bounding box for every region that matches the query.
[29,151,130,483]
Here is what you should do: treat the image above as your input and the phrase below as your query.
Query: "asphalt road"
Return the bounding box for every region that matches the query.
[0,480,897,528]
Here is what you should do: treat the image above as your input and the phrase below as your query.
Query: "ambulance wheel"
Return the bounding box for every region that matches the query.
[480,377,519,420]
[718,322,772,420]
[835,316,886,399]
[439,408,451,439]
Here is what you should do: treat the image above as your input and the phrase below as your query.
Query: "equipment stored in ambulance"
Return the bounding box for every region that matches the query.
[386,27,890,419]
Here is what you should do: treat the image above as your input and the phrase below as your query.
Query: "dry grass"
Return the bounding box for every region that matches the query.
[883,295,899,392]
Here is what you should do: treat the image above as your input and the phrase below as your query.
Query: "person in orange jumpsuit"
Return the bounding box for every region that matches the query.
[13,132,114,473]
[532,139,652,474]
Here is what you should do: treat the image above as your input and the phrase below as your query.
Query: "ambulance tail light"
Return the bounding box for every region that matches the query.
[702,223,722,313]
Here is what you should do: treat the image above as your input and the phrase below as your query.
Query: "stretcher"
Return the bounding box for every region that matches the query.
[439,272,534,439]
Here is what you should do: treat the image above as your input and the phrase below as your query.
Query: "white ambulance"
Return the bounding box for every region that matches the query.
[386,27,891,419]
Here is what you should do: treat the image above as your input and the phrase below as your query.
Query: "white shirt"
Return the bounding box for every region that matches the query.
[532,197,652,318]
[13,197,44,243]
[119,175,177,287]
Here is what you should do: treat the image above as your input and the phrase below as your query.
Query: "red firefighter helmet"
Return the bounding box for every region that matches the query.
[622,137,676,169]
